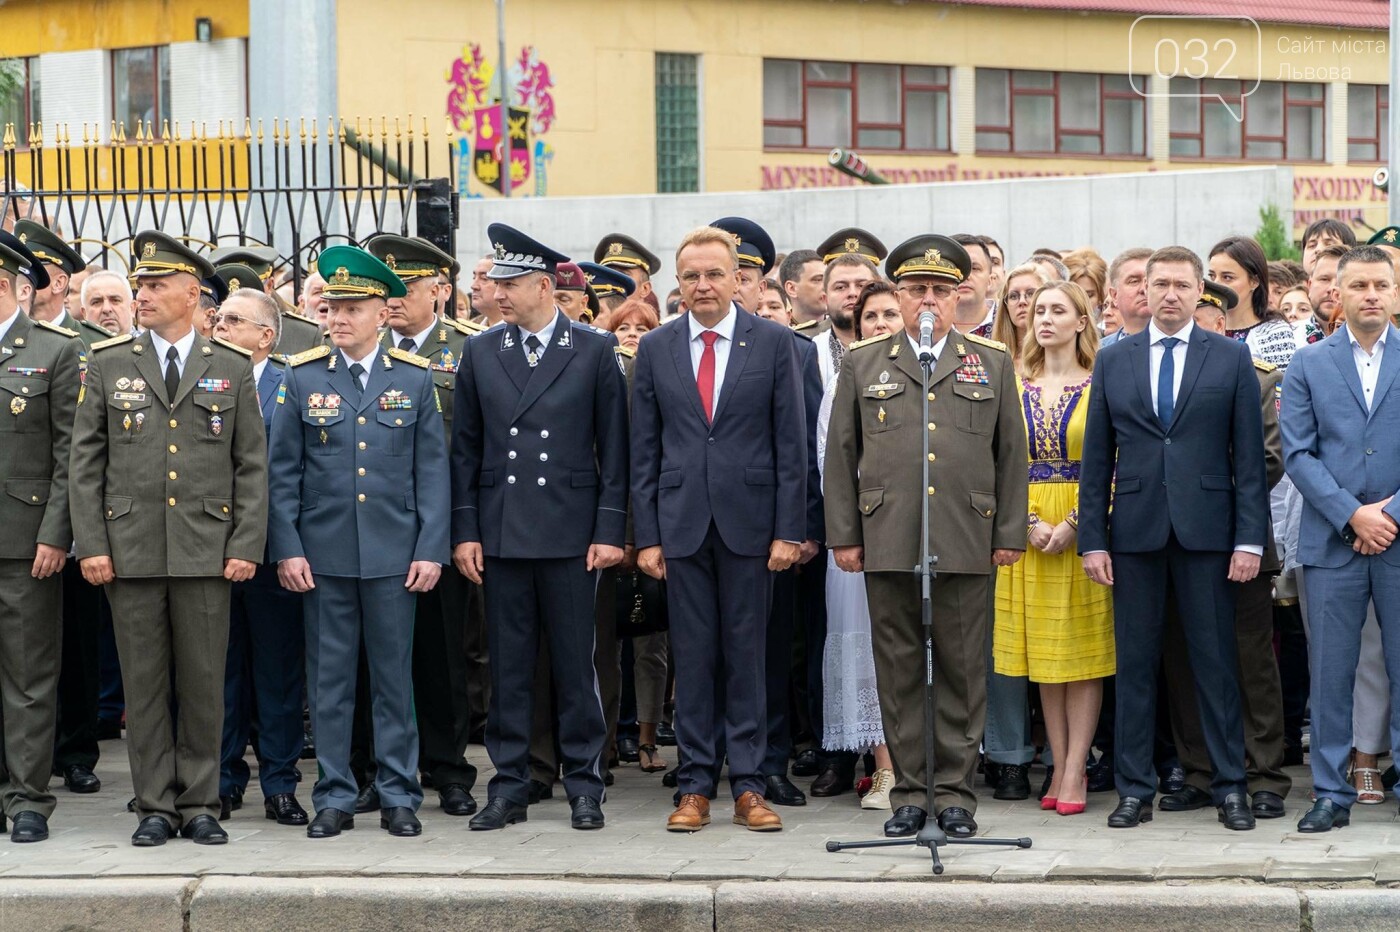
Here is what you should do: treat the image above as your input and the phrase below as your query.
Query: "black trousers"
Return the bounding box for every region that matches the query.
[761,566,797,776]
[411,564,479,790]
[1112,537,1247,804]
[53,559,103,770]
[483,556,606,806]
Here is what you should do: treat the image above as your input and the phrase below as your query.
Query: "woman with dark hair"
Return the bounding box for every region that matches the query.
[1208,235,1297,368]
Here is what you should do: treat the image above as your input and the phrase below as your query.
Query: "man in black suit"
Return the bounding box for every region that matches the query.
[1079,245,1269,832]
[450,224,629,832]
[631,225,807,833]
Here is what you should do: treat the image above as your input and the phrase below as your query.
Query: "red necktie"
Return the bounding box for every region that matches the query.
[697,330,719,422]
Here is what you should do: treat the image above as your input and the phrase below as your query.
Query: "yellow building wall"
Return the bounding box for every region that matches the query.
[0,0,248,55]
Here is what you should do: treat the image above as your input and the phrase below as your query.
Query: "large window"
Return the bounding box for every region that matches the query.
[0,57,41,139]
[974,69,1145,156]
[1169,79,1324,161]
[656,53,700,193]
[762,59,950,151]
[1348,84,1389,163]
[112,46,170,138]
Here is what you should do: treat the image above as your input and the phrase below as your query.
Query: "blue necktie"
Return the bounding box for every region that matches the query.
[1157,337,1181,427]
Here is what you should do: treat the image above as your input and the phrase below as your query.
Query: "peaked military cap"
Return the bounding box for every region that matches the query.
[885,234,969,284]
[817,227,888,265]
[0,239,33,282]
[0,231,48,289]
[316,244,407,300]
[579,261,635,299]
[711,216,776,274]
[209,244,279,280]
[1198,278,1239,312]
[1368,226,1400,247]
[14,219,85,275]
[214,263,264,297]
[132,231,217,281]
[364,233,454,281]
[594,233,660,275]
[201,273,229,305]
[486,223,569,280]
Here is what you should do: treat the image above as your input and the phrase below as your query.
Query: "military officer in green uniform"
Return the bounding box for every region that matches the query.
[14,221,109,345]
[0,240,85,843]
[594,233,660,304]
[211,245,321,356]
[824,234,1028,840]
[70,231,269,848]
[364,232,484,818]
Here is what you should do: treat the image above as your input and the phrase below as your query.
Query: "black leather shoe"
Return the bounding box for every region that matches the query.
[353,784,381,814]
[10,812,48,843]
[1251,791,1286,819]
[617,736,640,763]
[439,783,478,816]
[656,722,677,747]
[1297,798,1349,833]
[527,780,554,804]
[380,806,422,837]
[791,748,819,777]
[1038,766,1055,801]
[764,774,807,807]
[661,767,679,788]
[264,793,309,826]
[982,760,1001,787]
[1107,796,1153,827]
[1087,756,1115,793]
[131,815,174,847]
[469,797,527,831]
[604,769,615,787]
[1217,792,1256,831]
[62,764,101,794]
[993,763,1031,800]
[307,809,354,838]
[937,807,978,837]
[126,797,137,813]
[1158,764,1186,795]
[1159,784,1213,811]
[181,814,228,845]
[883,805,927,837]
[570,795,604,830]
[810,767,853,797]
[219,796,233,821]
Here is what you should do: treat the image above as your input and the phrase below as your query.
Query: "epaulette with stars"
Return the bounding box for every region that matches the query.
[34,318,79,338]
[387,346,431,368]
[90,333,134,352]
[1253,358,1278,373]
[848,332,893,351]
[442,316,486,335]
[964,332,1007,352]
[286,345,332,367]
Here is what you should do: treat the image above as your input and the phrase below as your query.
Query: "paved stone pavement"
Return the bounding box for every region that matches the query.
[5,739,1398,884]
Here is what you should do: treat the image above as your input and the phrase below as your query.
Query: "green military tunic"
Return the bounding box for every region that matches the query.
[274,296,322,358]
[824,327,1028,815]
[54,308,112,349]
[379,315,483,436]
[0,312,84,820]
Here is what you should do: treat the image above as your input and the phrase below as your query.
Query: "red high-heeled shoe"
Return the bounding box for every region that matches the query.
[1040,795,1058,811]
[1056,776,1089,815]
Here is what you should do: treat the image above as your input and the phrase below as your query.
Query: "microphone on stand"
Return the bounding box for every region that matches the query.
[917,309,936,363]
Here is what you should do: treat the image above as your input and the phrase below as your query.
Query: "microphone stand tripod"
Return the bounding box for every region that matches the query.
[825,341,1033,875]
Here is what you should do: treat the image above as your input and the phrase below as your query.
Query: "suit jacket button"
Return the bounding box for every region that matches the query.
[358,441,367,450]
[509,427,518,436]
[541,430,549,439]
[357,467,365,476]
[357,493,366,502]
[538,477,547,486]
[1367,448,1375,455]
[539,453,548,461]
[1164,438,1172,445]
[507,475,516,484]
[508,451,517,459]
[707,437,715,444]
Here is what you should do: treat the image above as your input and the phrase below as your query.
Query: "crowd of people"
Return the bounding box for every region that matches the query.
[0,207,1396,847]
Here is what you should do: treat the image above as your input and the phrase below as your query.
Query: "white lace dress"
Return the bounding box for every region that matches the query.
[817,378,886,752]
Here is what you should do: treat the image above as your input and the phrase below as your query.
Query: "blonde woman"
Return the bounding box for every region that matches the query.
[990,263,1049,368]
[994,281,1112,817]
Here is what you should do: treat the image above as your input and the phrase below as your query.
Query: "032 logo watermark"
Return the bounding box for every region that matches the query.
[1128,16,1262,121]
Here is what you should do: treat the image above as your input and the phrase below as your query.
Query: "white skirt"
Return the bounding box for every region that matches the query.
[821,552,886,753]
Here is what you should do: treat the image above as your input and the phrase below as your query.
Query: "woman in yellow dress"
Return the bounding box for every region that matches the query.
[994,280,1113,816]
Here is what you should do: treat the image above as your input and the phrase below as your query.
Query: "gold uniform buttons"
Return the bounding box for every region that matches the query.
[168,471,178,480]
[168,444,178,453]
[358,441,366,450]
[222,505,230,514]
[122,402,131,409]
[985,509,994,517]
[357,467,366,476]
[357,493,366,503]
[927,423,936,431]
[30,495,39,502]
[358,416,366,425]
[927,487,935,496]
[169,419,177,428]
[167,497,176,507]
[972,391,981,399]
[211,404,220,412]
[927,453,935,462]
[928,393,935,401]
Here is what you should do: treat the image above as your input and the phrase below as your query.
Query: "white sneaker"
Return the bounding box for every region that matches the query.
[861,769,895,810]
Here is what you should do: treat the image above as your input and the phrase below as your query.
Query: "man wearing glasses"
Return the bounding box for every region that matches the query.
[209,286,310,829]
[824,234,1028,841]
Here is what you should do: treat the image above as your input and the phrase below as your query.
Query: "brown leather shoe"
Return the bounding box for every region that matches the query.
[667,794,711,832]
[733,790,783,831]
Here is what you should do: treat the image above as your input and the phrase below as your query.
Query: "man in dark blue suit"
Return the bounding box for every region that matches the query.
[268,247,450,840]
[450,224,629,832]
[1080,245,1269,832]
[211,288,308,827]
[631,225,807,833]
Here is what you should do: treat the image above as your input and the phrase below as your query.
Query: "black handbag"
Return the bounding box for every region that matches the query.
[614,571,668,638]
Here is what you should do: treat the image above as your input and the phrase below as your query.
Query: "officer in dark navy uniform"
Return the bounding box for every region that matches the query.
[267,245,450,840]
[579,261,635,315]
[450,223,629,832]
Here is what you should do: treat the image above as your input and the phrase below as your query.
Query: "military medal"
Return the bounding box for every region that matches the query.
[878,406,886,424]
[276,383,287,405]
[308,392,325,408]
[10,397,25,416]
[879,370,890,383]
[196,377,231,392]
[115,376,132,390]
[319,428,328,445]
[209,413,223,436]
[132,377,146,392]
[379,390,412,411]
[326,394,341,409]
[122,412,132,431]
[134,412,145,432]
[527,349,539,368]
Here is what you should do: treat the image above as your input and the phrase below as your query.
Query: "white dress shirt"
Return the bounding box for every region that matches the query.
[520,313,560,362]
[252,357,268,387]
[148,328,197,377]
[905,331,949,365]
[392,321,438,356]
[689,305,738,409]
[0,307,20,344]
[1349,327,1386,412]
[1147,318,1193,418]
[341,347,379,389]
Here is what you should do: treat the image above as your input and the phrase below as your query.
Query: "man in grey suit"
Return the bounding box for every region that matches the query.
[1282,244,1400,833]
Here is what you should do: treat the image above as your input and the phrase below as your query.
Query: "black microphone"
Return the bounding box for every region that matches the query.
[917,309,936,363]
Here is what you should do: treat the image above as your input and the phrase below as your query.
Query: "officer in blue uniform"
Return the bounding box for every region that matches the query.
[579,261,635,316]
[450,223,629,831]
[267,246,449,839]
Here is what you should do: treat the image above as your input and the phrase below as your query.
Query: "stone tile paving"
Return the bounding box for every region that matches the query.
[4,740,1397,884]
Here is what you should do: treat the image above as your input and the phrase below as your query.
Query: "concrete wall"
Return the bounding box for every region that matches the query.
[456,165,1294,296]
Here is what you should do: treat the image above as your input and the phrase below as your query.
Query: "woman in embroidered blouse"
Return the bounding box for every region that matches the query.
[993,281,1112,817]
[1208,236,1298,368]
